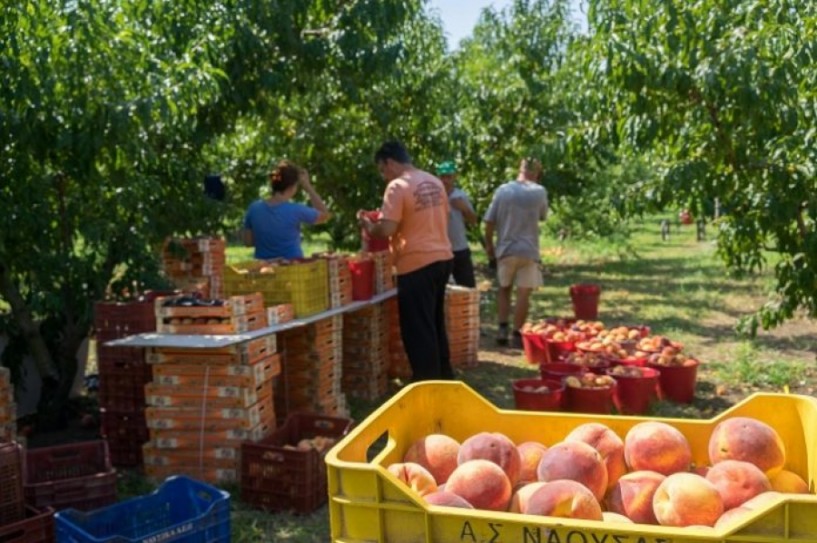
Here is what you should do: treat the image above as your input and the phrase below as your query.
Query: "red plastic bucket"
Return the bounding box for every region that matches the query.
[564,381,616,414]
[539,362,586,381]
[607,366,660,415]
[360,210,390,252]
[546,339,576,362]
[570,283,601,320]
[512,379,564,411]
[521,332,549,365]
[348,258,375,301]
[647,360,699,404]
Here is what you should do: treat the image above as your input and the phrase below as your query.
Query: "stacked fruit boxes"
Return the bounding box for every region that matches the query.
[276,315,347,421]
[372,252,395,294]
[142,293,275,484]
[94,296,158,467]
[385,298,412,380]
[342,303,389,400]
[316,253,354,309]
[162,236,226,299]
[0,368,15,443]
[445,285,481,368]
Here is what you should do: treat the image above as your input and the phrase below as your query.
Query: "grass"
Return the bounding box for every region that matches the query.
[118,215,815,542]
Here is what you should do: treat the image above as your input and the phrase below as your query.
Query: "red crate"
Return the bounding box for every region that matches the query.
[93,299,157,334]
[24,440,116,512]
[0,442,24,527]
[0,505,54,543]
[241,413,354,514]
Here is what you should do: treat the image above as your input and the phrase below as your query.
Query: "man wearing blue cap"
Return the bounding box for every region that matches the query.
[437,160,477,288]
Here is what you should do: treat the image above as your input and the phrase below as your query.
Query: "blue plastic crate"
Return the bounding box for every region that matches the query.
[54,476,229,543]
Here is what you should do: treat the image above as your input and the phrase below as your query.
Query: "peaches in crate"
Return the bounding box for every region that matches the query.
[563,351,609,369]
[648,350,698,367]
[636,335,683,353]
[564,373,616,389]
[576,338,628,359]
[570,320,605,337]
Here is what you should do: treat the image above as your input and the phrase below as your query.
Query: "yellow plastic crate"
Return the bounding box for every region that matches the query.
[326,381,817,543]
[223,259,328,318]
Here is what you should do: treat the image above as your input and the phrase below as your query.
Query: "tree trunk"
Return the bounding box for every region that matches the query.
[0,263,58,379]
[37,320,85,431]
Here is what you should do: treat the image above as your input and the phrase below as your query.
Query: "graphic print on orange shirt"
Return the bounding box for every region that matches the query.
[414,181,445,211]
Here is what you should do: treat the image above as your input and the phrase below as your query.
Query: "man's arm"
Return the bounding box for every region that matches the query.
[240,228,254,247]
[451,197,478,225]
[368,218,398,238]
[300,171,332,224]
[484,220,496,261]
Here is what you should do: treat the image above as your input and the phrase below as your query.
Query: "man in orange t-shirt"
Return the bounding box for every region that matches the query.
[358,140,455,381]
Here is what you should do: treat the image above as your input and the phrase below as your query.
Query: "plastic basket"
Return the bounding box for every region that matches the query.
[241,413,354,514]
[0,505,54,543]
[326,381,817,543]
[24,440,117,512]
[0,442,24,527]
[55,475,229,543]
[223,260,328,318]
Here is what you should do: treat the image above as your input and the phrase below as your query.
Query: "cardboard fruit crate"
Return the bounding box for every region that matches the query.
[144,380,272,409]
[55,475,230,543]
[24,440,116,512]
[144,464,238,485]
[266,304,295,325]
[149,418,273,448]
[142,443,240,470]
[241,413,354,514]
[0,505,54,543]
[155,292,263,319]
[224,259,328,318]
[152,354,280,388]
[156,310,267,335]
[327,382,817,543]
[146,336,276,365]
[145,395,274,431]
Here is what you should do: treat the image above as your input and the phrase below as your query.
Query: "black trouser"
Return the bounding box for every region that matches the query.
[397,259,455,381]
[451,248,476,288]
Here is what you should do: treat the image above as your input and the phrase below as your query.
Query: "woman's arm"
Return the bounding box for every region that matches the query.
[300,170,331,224]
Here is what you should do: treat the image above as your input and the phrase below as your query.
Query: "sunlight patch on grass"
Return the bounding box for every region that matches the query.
[710,342,809,389]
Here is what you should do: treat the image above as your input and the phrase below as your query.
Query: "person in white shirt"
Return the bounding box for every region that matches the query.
[437,161,477,288]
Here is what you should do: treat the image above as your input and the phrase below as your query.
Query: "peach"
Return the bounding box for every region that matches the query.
[708,417,786,477]
[509,482,547,514]
[606,470,666,525]
[458,432,522,486]
[445,459,513,511]
[404,433,461,484]
[526,480,603,520]
[602,512,634,524]
[653,472,724,527]
[770,469,810,494]
[424,490,474,509]
[517,441,548,485]
[536,441,608,501]
[624,421,692,475]
[714,506,753,529]
[565,422,627,491]
[705,459,771,510]
[387,462,438,497]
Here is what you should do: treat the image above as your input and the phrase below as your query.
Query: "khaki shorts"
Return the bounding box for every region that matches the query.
[497,256,543,289]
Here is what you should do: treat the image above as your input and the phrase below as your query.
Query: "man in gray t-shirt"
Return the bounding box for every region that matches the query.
[484,157,548,346]
[437,161,477,287]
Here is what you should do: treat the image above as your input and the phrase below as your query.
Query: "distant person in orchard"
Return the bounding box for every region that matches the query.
[484,157,548,348]
[242,160,331,259]
[437,160,477,288]
[359,140,455,382]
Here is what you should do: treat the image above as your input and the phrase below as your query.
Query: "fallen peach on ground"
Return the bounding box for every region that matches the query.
[653,472,724,527]
[708,417,786,478]
[624,421,692,476]
[458,431,522,486]
[536,441,608,501]
[565,422,627,491]
[404,433,461,484]
[526,480,603,520]
[446,459,513,511]
[606,470,665,525]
